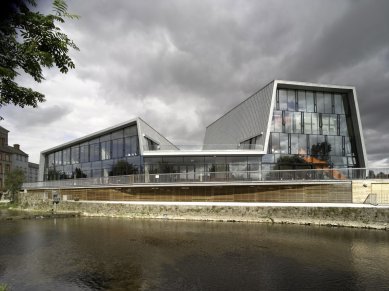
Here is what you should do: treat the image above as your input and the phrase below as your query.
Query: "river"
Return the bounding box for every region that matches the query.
[0,209,388,290]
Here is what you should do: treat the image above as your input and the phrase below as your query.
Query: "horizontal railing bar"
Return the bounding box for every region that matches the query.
[22,167,389,189]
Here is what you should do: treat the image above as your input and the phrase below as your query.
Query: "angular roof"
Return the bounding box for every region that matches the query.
[204,80,367,167]
[0,145,28,156]
[41,117,177,155]
[0,125,9,133]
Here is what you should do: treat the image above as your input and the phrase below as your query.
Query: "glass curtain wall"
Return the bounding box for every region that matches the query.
[265,88,358,170]
[45,125,141,180]
[144,156,261,182]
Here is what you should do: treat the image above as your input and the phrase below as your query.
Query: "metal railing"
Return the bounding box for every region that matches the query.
[143,144,264,151]
[22,167,389,189]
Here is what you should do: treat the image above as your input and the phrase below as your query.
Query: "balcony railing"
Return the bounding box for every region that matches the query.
[142,144,264,151]
[22,167,389,189]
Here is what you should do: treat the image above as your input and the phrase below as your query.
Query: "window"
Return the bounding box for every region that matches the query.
[329,115,337,135]
[290,134,299,154]
[311,113,319,134]
[297,90,306,112]
[304,113,312,134]
[316,92,324,113]
[145,137,158,151]
[125,136,139,156]
[306,91,314,112]
[334,94,345,114]
[278,89,288,110]
[293,112,302,133]
[334,136,342,156]
[240,135,261,150]
[124,125,137,137]
[324,93,332,113]
[298,134,307,155]
[273,111,282,132]
[271,133,280,153]
[284,111,292,133]
[339,115,348,136]
[54,151,62,166]
[280,133,288,154]
[101,141,111,160]
[89,143,100,162]
[71,146,79,164]
[112,138,124,158]
[321,114,330,135]
[80,144,89,163]
[63,148,71,165]
[287,90,295,111]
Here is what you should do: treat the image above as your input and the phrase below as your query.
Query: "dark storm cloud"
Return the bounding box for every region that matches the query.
[3,104,71,128]
[2,0,388,164]
[68,0,388,163]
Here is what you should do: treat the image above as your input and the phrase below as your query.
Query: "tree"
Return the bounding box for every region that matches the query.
[4,168,25,202]
[0,0,79,118]
[110,160,138,176]
[311,141,332,161]
[274,155,312,170]
[73,167,87,179]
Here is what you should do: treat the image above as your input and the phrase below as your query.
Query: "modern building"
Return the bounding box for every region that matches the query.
[38,80,367,182]
[0,126,39,190]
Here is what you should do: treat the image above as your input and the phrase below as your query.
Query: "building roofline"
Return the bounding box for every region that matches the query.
[205,80,356,129]
[137,117,177,147]
[274,80,355,91]
[1,145,28,156]
[41,118,139,154]
[205,80,275,129]
[0,125,9,133]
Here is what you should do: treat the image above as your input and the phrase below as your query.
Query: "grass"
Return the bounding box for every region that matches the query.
[0,283,8,291]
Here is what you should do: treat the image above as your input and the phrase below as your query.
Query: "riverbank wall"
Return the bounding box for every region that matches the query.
[17,191,389,230]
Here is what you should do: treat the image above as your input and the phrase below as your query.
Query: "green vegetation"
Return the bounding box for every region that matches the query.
[0,283,8,291]
[274,155,312,170]
[0,0,79,118]
[110,160,138,176]
[4,168,25,202]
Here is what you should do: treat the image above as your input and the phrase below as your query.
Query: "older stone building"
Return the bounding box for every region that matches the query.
[0,126,38,191]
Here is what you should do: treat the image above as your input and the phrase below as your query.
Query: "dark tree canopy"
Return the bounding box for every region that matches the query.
[0,0,78,118]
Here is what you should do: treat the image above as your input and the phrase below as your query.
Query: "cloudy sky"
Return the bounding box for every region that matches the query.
[1,0,389,166]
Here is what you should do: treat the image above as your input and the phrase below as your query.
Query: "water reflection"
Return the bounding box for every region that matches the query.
[0,218,388,290]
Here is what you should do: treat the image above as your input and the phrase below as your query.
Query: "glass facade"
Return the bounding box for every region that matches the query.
[42,85,363,182]
[144,156,261,181]
[45,125,141,180]
[265,88,358,170]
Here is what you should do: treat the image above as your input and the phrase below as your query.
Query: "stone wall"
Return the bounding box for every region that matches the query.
[17,191,389,230]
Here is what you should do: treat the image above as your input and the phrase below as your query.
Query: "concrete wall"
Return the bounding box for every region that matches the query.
[353,180,389,204]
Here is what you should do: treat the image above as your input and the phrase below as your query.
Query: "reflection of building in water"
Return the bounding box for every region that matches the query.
[38,80,367,181]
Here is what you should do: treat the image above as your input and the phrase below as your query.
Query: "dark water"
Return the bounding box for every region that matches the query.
[0,212,388,290]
